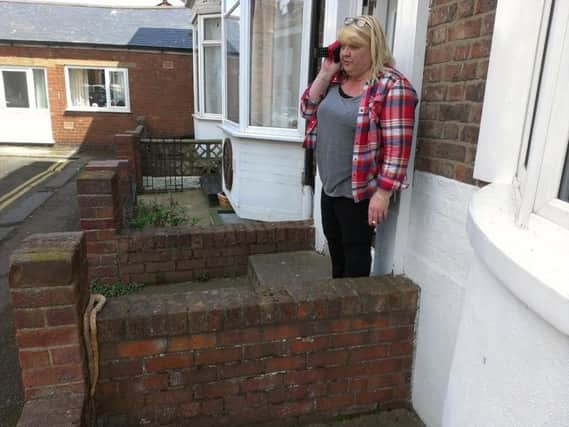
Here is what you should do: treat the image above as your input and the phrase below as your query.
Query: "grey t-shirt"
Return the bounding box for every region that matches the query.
[316,85,363,198]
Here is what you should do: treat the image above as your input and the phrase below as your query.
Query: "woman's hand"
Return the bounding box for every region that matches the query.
[320,57,341,79]
[368,189,392,226]
[308,59,341,104]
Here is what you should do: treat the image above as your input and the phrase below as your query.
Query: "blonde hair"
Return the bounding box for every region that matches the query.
[337,15,394,81]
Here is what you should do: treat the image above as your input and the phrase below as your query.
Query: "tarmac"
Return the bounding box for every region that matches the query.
[0,144,424,427]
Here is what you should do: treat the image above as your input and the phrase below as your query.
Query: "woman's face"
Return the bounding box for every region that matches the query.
[340,42,372,79]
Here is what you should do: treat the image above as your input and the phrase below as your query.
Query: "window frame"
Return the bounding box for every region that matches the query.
[195,14,222,119]
[517,0,569,229]
[221,0,313,142]
[64,65,130,113]
[0,66,48,111]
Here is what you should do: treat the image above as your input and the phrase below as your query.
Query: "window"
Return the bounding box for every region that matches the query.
[194,15,222,117]
[519,0,569,229]
[0,68,47,110]
[65,66,129,112]
[249,0,304,128]
[224,2,240,123]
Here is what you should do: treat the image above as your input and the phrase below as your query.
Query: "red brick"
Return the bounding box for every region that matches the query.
[263,324,302,340]
[220,360,265,379]
[285,369,325,385]
[50,345,83,365]
[168,334,216,352]
[19,350,50,369]
[240,373,284,392]
[265,356,305,372]
[116,339,166,358]
[11,287,76,309]
[16,326,80,348]
[244,341,288,359]
[196,380,239,399]
[290,336,329,353]
[367,373,406,390]
[355,388,394,404]
[145,353,193,372]
[316,394,354,411]
[329,332,368,348]
[100,359,143,380]
[14,309,44,329]
[350,345,389,362]
[45,306,78,326]
[390,342,414,356]
[217,328,263,345]
[308,350,349,368]
[195,347,242,365]
[21,365,84,388]
[201,398,223,415]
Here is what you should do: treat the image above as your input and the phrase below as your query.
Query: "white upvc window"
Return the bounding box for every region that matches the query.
[64,66,130,112]
[221,0,313,142]
[0,67,49,110]
[516,0,569,230]
[194,14,222,117]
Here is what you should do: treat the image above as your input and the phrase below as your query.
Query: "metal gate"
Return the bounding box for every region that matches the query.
[140,137,222,192]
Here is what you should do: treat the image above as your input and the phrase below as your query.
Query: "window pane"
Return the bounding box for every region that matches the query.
[204,18,221,40]
[204,45,222,114]
[3,71,29,108]
[68,68,106,108]
[110,71,126,107]
[33,69,48,109]
[224,0,238,13]
[250,0,303,128]
[225,5,240,123]
[559,146,569,202]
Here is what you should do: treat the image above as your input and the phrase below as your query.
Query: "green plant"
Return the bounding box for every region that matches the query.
[129,198,189,229]
[193,272,210,282]
[91,281,145,298]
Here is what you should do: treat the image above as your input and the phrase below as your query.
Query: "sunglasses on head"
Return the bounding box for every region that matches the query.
[344,17,370,28]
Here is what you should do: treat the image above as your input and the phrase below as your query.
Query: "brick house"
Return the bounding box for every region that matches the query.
[0,2,194,147]
[191,0,569,425]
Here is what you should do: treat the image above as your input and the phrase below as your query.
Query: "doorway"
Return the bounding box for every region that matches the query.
[0,67,53,144]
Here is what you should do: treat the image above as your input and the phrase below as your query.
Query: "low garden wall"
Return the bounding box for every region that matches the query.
[95,274,418,426]
[77,160,314,285]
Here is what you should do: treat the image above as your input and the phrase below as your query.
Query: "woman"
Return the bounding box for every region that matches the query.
[300,16,417,278]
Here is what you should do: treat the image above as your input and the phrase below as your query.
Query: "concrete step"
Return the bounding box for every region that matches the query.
[248,250,331,290]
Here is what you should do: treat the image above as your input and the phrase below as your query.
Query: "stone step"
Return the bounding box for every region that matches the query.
[248,250,331,290]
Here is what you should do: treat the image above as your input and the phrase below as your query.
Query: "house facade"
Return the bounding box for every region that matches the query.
[192,0,569,425]
[0,2,194,147]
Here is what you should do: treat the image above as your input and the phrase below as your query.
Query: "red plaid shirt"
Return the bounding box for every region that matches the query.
[300,66,418,202]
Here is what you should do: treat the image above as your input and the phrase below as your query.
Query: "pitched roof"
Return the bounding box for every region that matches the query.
[0,1,193,51]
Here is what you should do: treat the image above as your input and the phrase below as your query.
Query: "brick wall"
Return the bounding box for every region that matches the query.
[415,0,497,184]
[9,232,90,426]
[95,275,418,426]
[76,161,314,285]
[0,45,194,147]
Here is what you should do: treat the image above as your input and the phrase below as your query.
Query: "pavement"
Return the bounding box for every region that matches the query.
[0,144,113,426]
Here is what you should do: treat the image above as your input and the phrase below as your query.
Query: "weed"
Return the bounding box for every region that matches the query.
[193,272,210,282]
[129,198,189,230]
[91,281,145,298]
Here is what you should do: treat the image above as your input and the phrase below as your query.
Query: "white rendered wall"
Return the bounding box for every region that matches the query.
[193,116,223,140]
[442,254,569,426]
[405,171,477,427]
[223,137,311,221]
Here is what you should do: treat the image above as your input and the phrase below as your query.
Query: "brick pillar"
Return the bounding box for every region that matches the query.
[9,232,90,425]
[77,166,121,284]
[114,132,142,192]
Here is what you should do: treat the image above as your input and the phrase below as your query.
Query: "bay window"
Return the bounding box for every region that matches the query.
[222,0,311,139]
[65,66,129,112]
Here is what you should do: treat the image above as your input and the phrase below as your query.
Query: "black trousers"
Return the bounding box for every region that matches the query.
[321,191,374,278]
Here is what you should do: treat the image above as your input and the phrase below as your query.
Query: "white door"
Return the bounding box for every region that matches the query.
[0,67,53,144]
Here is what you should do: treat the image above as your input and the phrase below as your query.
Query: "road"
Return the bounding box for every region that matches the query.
[0,145,108,426]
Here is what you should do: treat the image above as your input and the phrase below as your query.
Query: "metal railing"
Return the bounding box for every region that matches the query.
[139,137,222,192]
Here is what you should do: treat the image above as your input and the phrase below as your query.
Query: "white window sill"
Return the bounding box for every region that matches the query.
[193,113,222,121]
[65,108,131,114]
[220,122,304,143]
[467,182,569,336]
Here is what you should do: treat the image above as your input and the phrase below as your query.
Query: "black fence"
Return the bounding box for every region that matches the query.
[139,137,222,192]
